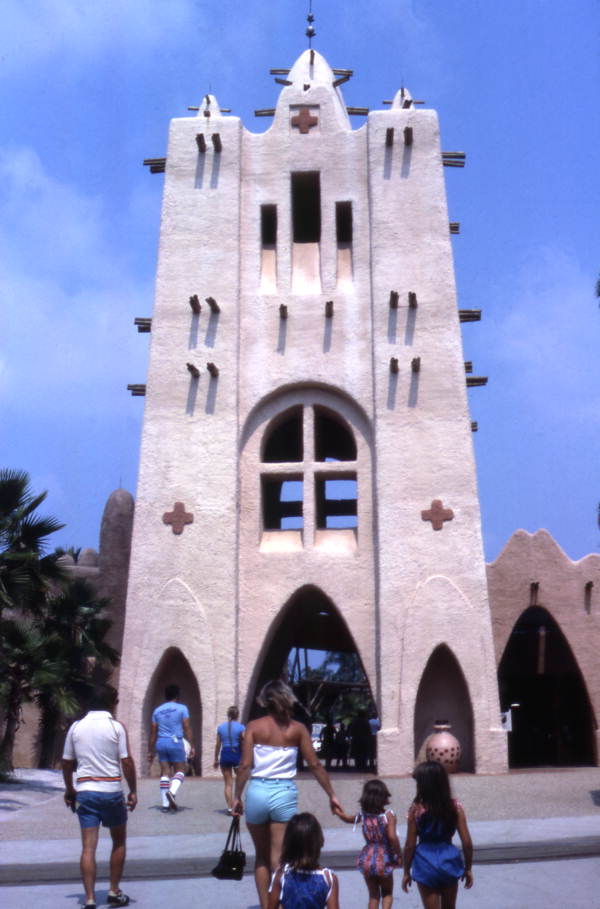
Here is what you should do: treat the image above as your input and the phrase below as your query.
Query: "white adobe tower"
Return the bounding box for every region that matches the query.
[119,44,507,775]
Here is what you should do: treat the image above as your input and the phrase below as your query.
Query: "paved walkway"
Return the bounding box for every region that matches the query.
[1,767,599,888]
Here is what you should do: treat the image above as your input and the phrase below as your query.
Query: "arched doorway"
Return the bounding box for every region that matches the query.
[143,647,203,775]
[247,586,378,771]
[414,645,474,772]
[498,607,595,767]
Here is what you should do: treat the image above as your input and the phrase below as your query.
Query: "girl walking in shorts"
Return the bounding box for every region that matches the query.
[334,778,401,909]
[402,761,473,909]
[268,813,339,909]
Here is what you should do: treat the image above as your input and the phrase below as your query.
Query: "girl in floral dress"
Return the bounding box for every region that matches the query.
[334,779,401,909]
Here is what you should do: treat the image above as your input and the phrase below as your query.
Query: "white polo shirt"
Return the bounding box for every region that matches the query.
[63,710,129,793]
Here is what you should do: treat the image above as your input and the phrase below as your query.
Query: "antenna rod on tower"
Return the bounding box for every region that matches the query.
[306,0,316,47]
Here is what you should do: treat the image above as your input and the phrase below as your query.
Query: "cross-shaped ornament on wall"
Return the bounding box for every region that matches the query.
[163,502,194,535]
[291,106,318,134]
[421,499,454,531]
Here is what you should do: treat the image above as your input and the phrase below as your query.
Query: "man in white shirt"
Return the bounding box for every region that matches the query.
[62,685,137,909]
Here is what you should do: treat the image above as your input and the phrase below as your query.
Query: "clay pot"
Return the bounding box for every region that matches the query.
[425,720,462,773]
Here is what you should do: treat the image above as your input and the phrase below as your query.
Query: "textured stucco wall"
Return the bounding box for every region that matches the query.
[117,49,507,776]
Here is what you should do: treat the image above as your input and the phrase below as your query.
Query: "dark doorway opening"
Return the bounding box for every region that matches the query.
[498,607,596,767]
[143,647,202,775]
[247,586,377,771]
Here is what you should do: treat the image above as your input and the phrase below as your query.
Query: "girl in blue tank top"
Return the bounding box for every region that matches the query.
[268,813,339,909]
[402,761,473,909]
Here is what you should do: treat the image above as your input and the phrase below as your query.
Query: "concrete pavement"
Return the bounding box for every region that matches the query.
[1,767,599,905]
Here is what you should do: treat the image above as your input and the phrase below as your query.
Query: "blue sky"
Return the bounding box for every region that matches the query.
[1,0,599,563]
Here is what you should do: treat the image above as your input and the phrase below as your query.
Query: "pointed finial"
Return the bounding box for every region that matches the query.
[306,0,316,47]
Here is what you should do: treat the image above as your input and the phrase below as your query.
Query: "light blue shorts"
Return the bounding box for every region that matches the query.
[156,737,186,763]
[245,778,297,824]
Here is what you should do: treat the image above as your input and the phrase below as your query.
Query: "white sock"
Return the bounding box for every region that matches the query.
[160,776,170,807]
[169,771,185,798]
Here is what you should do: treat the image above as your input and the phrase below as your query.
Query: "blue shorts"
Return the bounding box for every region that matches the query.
[76,791,127,829]
[245,778,297,824]
[220,746,241,769]
[156,737,186,763]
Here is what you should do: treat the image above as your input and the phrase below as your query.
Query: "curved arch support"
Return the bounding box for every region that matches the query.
[242,584,378,750]
[399,575,506,774]
[118,577,217,775]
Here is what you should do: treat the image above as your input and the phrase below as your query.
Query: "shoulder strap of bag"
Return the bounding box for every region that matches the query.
[224,816,243,852]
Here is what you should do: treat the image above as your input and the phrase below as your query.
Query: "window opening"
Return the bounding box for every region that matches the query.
[262,407,303,462]
[315,407,356,461]
[261,204,277,247]
[336,202,353,244]
[291,172,321,242]
[262,475,304,530]
[316,473,357,529]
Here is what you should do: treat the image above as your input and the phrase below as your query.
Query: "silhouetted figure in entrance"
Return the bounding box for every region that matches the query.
[320,719,336,770]
[349,710,371,772]
[334,722,348,768]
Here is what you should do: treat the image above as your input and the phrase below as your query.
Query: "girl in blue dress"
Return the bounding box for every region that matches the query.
[402,761,473,909]
[268,813,339,909]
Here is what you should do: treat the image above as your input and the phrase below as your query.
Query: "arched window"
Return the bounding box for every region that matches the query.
[260,402,358,539]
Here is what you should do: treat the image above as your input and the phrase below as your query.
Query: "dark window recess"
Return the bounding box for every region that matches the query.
[262,407,303,462]
[316,474,357,529]
[336,201,353,244]
[262,476,303,530]
[261,204,277,246]
[314,407,356,461]
[291,171,321,242]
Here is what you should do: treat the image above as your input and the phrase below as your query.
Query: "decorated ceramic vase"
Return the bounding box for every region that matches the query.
[425,720,462,773]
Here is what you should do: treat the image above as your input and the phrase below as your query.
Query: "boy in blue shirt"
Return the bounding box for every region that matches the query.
[148,685,194,811]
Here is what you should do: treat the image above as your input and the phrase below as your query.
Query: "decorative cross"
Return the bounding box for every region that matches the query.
[163,502,194,535]
[421,499,454,531]
[291,106,318,134]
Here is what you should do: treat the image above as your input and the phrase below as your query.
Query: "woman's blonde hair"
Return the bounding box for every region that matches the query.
[257,680,297,723]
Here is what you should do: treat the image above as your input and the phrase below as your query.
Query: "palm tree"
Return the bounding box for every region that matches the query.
[35,578,119,767]
[0,469,64,612]
[0,469,65,770]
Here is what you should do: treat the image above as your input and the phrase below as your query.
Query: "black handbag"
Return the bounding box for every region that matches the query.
[211,816,246,880]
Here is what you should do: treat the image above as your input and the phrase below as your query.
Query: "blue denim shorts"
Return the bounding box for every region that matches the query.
[245,778,297,824]
[220,746,241,769]
[76,791,127,829]
[156,737,186,763]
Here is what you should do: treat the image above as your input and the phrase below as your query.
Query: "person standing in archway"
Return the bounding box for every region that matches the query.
[147,684,194,812]
[232,680,343,909]
[213,705,245,812]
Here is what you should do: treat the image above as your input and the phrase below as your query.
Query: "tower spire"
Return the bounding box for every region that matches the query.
[305,0,316,47]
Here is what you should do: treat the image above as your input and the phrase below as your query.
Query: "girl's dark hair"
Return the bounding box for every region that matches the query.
[280,813,324,871]
[257,680,296,724]
[227,705,239,720]
[360,779,391,815]
[412,760,457,833]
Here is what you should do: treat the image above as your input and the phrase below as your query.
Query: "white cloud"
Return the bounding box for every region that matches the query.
[0,0,204,73]
[0,146,150,413]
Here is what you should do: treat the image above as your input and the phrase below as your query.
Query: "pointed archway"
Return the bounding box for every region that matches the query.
[246,585,378,770]
[414,645,474,772]
[498,607,595,767]
[143,647,203,775]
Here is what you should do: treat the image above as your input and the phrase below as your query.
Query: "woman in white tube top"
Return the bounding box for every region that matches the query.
[233,680,343,909]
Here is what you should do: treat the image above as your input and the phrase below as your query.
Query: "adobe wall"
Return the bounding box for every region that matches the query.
[487,529,600,763]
